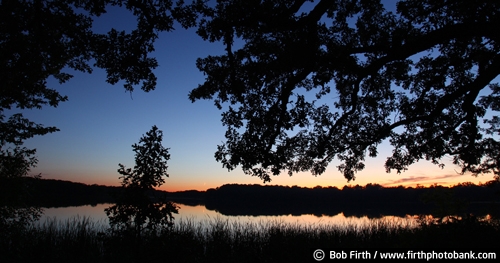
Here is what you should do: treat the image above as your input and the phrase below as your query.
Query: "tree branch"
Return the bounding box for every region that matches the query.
[363,19,500,77]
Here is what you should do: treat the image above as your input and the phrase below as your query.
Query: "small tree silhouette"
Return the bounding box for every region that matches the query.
[105,125,178,235]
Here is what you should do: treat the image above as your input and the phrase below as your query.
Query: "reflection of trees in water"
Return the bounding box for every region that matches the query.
[204,183,500,218]
[39,203,498,234]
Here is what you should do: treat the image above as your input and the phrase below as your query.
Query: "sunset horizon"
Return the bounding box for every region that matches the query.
[36,167,494,193]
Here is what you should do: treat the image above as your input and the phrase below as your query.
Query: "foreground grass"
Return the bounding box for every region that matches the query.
[1,215,499,263]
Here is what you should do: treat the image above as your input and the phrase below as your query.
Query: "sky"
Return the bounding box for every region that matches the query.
[16,3,498,192]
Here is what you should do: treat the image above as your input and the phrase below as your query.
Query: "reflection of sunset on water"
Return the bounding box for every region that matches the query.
[39,204,422,230]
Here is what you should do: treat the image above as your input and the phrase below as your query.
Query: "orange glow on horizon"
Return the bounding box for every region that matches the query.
[38,167,495,192]
[38,174,493,192]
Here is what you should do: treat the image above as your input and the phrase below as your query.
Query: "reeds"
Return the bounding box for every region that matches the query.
[2,215,499,263]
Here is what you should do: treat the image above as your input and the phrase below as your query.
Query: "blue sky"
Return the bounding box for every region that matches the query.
[16,3,496,191]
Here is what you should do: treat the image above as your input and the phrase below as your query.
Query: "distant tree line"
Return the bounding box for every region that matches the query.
[17,178,500,218]
[21,178,205,208]
[24,178,119,208]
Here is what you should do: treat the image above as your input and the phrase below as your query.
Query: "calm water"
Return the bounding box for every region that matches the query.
[38,203,421,229]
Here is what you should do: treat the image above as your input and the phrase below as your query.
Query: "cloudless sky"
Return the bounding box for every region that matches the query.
[17,3,497,192]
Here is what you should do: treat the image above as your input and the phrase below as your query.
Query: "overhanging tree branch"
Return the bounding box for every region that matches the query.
[191,0,500,182]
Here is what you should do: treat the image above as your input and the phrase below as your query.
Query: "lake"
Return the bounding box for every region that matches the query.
[38,203,422,230]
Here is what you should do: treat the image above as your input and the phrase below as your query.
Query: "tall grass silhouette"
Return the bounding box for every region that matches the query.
[2,214,498,263]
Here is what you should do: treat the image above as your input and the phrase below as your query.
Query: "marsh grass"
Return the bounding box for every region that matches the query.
[2,215,499,263]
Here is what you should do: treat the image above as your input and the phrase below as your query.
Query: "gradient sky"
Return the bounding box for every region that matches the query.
[17,3,498,192]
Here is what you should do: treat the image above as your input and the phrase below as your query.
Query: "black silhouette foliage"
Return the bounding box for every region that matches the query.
[0,146,42,230]
[105,126,178,233]
[189,0,500,182]
[0,0,199,229]
[1,0,201,109]
[0,113,51,230]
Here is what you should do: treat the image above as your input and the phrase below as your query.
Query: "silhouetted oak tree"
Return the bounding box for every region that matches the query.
[189,0,500,182]
[105,126,178,233]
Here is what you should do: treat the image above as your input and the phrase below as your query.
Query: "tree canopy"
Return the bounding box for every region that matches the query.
[1,0,198,112]
[189,0,500,182]
[0,0,203,148]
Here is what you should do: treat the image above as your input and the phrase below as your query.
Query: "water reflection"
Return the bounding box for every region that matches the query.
[39,203,420,229]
